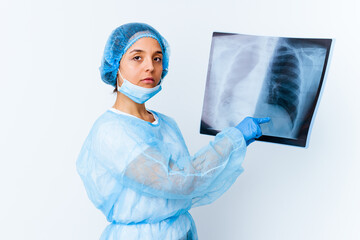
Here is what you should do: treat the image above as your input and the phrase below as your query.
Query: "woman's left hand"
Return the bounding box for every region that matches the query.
[235,117,271,146]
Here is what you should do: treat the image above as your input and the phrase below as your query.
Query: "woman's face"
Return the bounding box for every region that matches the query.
[118,37,163,88]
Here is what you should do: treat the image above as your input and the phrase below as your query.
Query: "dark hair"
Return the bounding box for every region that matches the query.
[113,72,119,94]
[113,85,117,94]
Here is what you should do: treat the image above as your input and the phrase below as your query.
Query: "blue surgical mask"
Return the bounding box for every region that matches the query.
[117,71,162,104]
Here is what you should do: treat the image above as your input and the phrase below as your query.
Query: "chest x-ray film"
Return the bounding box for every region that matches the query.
[200,32,333,147]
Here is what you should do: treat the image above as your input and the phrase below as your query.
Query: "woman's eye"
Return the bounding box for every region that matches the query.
[133,56,141,61]
[154,57,162,62]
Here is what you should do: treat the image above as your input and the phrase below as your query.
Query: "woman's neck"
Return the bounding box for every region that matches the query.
[112,92,154,122]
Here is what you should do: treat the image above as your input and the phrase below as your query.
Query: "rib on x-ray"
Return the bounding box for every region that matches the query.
[200,32,333,147]
[267,42,301,127]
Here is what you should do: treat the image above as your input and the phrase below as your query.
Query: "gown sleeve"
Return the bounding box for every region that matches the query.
[87,117,247,207]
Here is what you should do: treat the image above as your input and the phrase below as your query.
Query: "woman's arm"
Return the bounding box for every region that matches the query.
[98,126,246,202]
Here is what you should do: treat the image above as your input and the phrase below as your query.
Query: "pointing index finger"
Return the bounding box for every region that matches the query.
[256,117,271,124]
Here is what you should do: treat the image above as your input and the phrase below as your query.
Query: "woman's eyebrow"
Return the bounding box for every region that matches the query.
[129,49,143,53]
[129,49,163,54]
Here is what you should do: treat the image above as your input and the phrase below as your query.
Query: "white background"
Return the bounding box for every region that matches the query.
[1,0,359,239]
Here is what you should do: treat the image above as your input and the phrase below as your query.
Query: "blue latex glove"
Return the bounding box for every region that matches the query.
[235,117,271,146]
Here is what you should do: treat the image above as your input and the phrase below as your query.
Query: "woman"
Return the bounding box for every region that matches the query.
[76,23,270,240]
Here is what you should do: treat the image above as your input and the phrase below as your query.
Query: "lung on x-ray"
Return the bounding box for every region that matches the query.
[200,32,333,147]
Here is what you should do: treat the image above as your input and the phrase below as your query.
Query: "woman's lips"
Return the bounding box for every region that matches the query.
[141,78,155,83]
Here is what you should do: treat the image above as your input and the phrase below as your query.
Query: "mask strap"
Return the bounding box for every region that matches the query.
[117,70,124,89]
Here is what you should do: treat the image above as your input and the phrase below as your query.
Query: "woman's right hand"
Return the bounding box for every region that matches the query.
[235,117,271,146]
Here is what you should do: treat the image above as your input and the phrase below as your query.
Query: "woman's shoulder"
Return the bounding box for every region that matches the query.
[150,110,178,126]
[90,110,126,135]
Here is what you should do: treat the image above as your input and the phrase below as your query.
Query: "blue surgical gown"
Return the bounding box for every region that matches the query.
[76,109,247,239]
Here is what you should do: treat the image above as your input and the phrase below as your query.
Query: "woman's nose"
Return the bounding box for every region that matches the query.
[144,57,155,72]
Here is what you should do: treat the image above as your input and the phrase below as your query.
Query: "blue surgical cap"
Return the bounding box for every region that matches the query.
[99,23,170,87]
